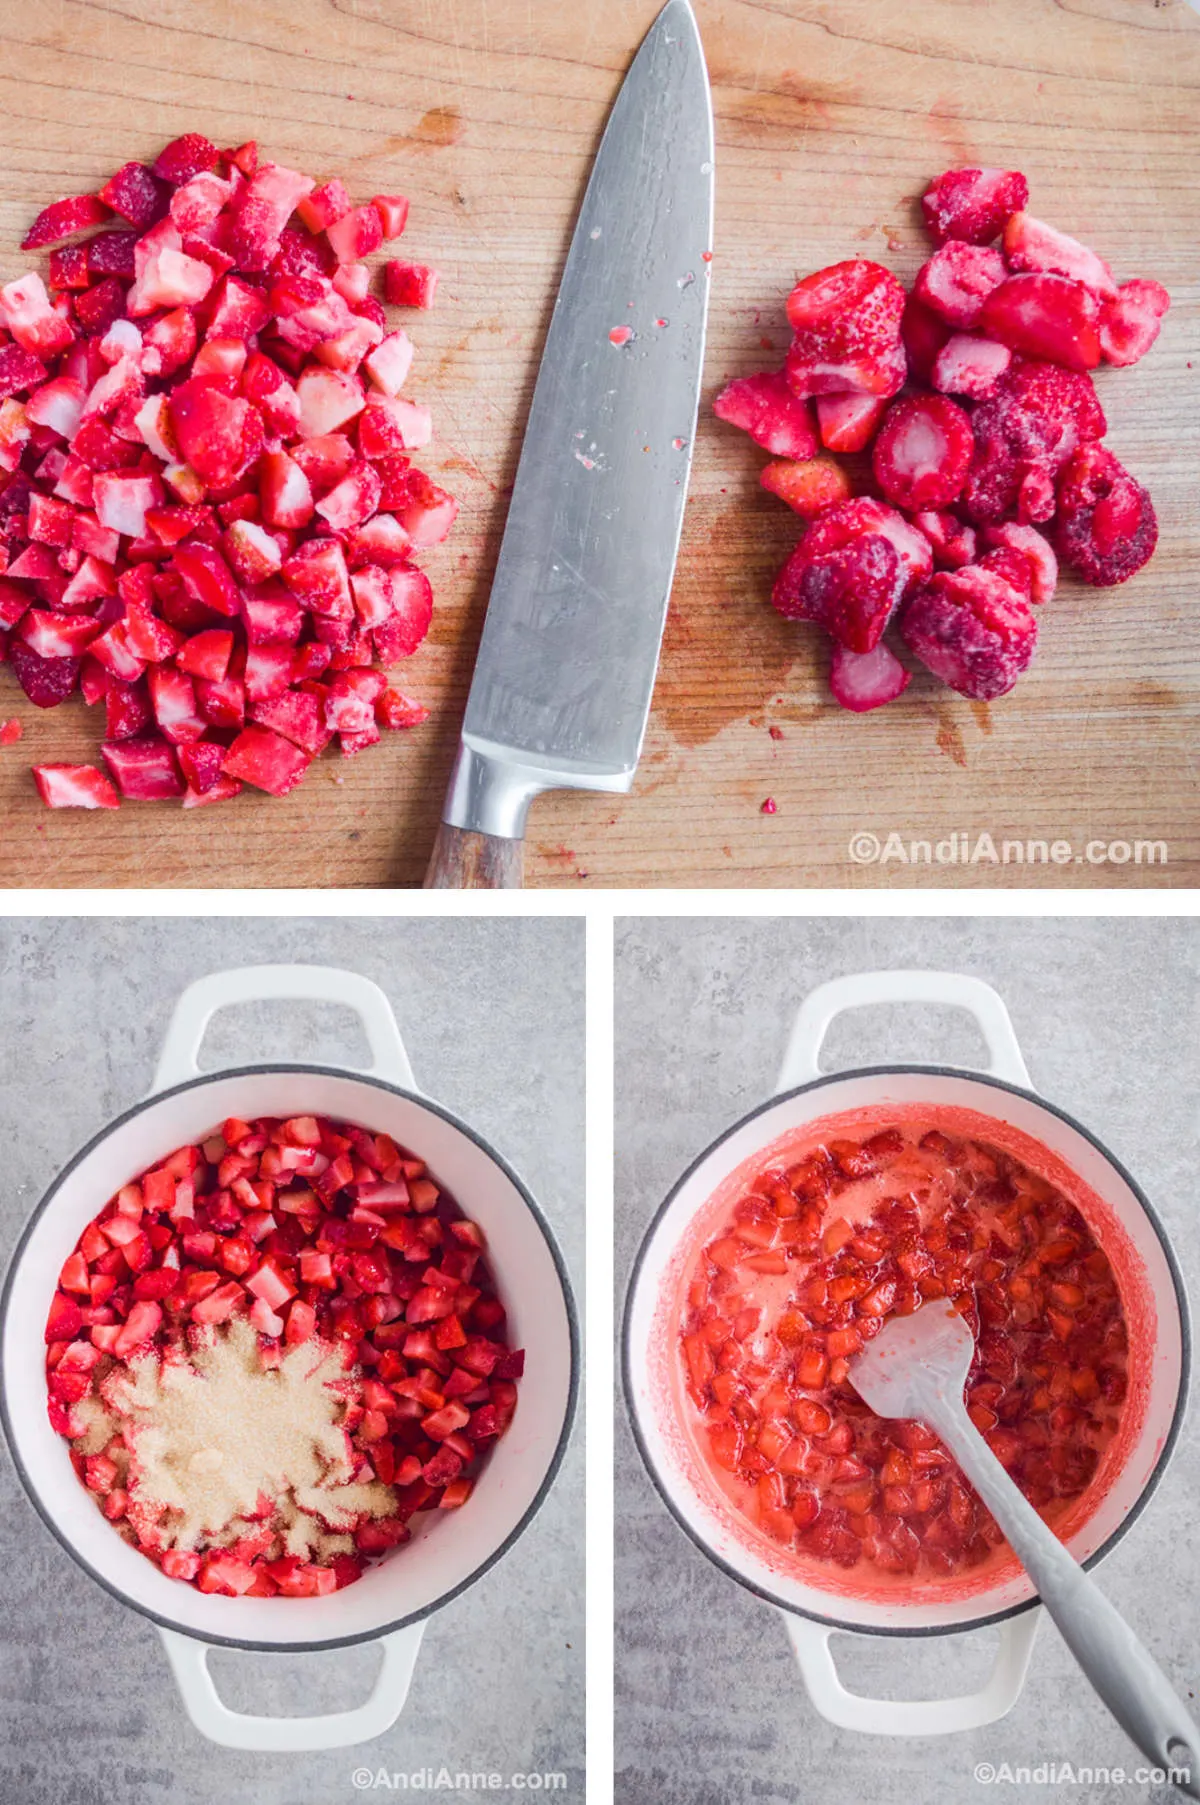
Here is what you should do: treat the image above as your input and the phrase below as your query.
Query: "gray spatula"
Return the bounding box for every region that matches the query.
[850,1299,1200,1795]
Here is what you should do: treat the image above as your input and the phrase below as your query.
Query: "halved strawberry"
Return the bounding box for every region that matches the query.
[900,567,1038,700]
[872,394,973,512]
[1055,445,1158,588]
[1097,279,1170,368]
[914,243,1007,328]
[785,259,906,397]
[760,456,852,519]
[814,392,888,454]
[921,168,1029,247]
[978,274,1101,372]
[828,640,911,713]
[931,334,1010,401]
[1002,212,1116,298]
[712,372,818,458]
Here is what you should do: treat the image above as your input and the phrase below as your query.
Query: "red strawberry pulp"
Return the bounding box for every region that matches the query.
[0,137,450,808]
[44,1112,523,1597]
[661,1104,1152,1602]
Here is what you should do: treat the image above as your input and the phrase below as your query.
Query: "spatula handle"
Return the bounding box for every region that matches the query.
[931,1400,1200,1796]
[424,822,524,889]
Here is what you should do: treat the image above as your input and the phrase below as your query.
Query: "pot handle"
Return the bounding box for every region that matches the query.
[160,1622,425,1751]
[775,971,1032,1094]
[781,1607,1041,1735]
[151,965,417,1096]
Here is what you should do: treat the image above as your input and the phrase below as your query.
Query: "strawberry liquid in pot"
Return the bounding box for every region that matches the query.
[673,1103,1144,1600]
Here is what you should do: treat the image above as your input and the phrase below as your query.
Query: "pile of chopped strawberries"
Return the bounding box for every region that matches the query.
[0,135,454,808]
[45,1113,522,1596]
[714,168,1168,710]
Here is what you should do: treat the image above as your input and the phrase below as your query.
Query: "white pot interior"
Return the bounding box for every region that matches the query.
[627,1070,1186,1633]
[3,1068,575,1649]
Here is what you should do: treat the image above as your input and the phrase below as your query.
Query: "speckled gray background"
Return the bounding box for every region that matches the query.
[0,916,584,1805]
[615,916,1200,1805]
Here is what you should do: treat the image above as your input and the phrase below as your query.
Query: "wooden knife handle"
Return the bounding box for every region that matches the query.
[423,823,524,889]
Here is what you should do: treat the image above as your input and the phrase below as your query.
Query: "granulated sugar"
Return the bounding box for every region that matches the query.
[79,1317,397,1558]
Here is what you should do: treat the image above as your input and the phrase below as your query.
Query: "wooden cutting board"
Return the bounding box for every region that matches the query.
[0,0,1195,889]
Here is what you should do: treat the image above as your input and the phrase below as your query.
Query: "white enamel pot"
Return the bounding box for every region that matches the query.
[1,965,577,1753]
[624,971,1188,1736]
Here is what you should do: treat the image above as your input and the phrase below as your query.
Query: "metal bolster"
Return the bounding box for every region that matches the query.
[443,736,635,840]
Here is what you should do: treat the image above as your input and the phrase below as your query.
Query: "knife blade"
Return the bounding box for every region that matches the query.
[426,0,713,888]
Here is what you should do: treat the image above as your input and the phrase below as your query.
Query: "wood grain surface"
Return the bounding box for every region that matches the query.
[0,0,1195,889]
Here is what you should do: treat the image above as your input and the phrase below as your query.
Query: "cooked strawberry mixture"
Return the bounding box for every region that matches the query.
[680,1123,1127,1581]
[45,1113,522,1596]
[714,168,1168,711]
[0,136,454,810]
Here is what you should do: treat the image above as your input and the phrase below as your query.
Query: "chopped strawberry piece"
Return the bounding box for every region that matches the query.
[872,394,973,512]
[814,392,888,454]
[101,735,183,799]
[914,243,1007,328]
[1097,279,1170,368]
[1002,212,1116,298]
[760,455,852,519]
[372,195,410,240]
[912,510,977,570]
[978,273,1101,372]
[0,719,23,745]
[785,259,906,397]
[1055,445,1158,588]
[828,640,911,712]
[33,762,120,808]
[153,135,219,186]
[384,261,439,308]
[22,194,111,251]
[922,167,1030,247]
[10,641,80,707]
[712,372,818,458]
[900,567,1038,699]
[977,545,1033,601]
[221,724,312,795]
[900,293,951,383]
[931,333,1011,400]
[0,343,49,399]
[98,162,165,229]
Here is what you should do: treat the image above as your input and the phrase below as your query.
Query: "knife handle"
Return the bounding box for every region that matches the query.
[424,823,524,890]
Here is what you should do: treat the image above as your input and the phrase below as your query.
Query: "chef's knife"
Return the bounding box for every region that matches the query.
[425,0,714,888]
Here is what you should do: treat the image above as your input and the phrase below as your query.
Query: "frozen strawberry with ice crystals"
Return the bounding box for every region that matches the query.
[814,392,888,454]
[932,333,1010,400]
[962,360,1105,524]
[774,530,903,652]
[982,522,1058,605]
[785,260,907,398]
[828,640,911,713]
[1098,279,1170,368]
[222,725,312,795]
[167,378,255,492]
[922,168,1030,247]
[1002,213,1116,298]
[98,162,166,230]
[911,511,977,570]
[977,545,1033,601]
[900,294,951,384]
[22,194,110,251]
[978,274,1101,372]
[101,736,184,799]
[9,642,80,708]
[712,372,818,459]
[872,394,973,512]
[384,261,439,309]
[900,567,1038,700]
[1055,445,1158,587]
[914,243,1007,329]
[32,763,120,808]
[229,162,314,271]
[760,456,852,519]
[153,134,219,186]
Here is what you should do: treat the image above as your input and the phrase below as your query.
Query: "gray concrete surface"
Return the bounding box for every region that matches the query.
[615,917,1200,1805]
[0,917,584,1805]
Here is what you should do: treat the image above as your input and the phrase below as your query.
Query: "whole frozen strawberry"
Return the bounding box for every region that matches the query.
[900,567,1038,700]
[1055,446,1158,587]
